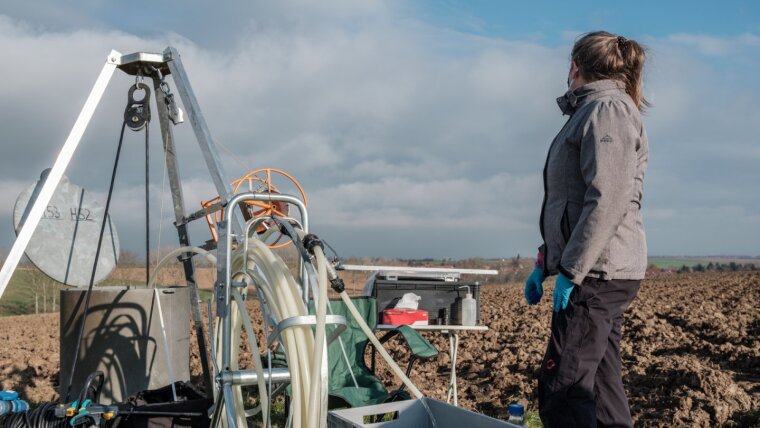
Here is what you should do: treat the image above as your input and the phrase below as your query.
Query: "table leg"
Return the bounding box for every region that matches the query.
[446,331,453,403]
[445,331,460,406]
[453,333,459,406]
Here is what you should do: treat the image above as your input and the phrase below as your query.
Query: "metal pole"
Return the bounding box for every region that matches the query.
[216,192,308,422]
[0,51,120,300]
[163,47,244,236]
[151,75,214,395]
[222,384,237,428]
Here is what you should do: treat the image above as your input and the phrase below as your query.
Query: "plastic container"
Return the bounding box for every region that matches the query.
[507,403,525,426]
[382,309,429,326]
[328,397,520,427]
[462,292,477,326]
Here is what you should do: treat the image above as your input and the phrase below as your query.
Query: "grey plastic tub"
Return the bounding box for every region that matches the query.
[327,398,519,428]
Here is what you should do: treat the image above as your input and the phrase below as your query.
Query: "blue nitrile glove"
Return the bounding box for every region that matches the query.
[553,273,576,312]
[524,268,545,305]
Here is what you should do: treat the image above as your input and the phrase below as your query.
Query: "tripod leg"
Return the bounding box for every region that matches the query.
[152,75,214,395]
[0,51,120,299]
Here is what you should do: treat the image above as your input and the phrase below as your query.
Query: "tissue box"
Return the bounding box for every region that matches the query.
[382,309,428,326]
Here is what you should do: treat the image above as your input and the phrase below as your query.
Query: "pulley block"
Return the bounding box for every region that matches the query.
[124,82,152,131]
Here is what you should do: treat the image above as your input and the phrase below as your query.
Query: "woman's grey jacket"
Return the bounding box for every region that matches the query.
[540,79,648,284]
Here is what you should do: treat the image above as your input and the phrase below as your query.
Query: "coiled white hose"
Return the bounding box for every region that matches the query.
[149,231,422,428]
[236,237,322,428]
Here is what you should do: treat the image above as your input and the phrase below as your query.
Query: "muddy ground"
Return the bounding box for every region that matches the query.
[0,271,757,427]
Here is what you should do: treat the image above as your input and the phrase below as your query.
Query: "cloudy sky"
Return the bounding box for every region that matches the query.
[0,0,758,260]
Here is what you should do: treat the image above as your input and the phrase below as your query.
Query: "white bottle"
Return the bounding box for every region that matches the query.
[462,292,477,326]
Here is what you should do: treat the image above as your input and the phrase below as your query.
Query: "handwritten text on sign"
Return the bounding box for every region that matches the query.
[41,205,96,222]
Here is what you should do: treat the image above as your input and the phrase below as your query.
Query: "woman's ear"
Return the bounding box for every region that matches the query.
[568,61,582,90]
[567,61,577,89]
[570,61,579,79]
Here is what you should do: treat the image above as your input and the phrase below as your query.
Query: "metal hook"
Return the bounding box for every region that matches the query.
[150,65,163,81]
[150,65,171,96]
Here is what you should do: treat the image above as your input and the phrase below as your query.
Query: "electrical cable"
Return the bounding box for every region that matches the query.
[0,401,66,428]
[0,372,105,427]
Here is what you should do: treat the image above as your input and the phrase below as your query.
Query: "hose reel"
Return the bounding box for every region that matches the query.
[201,168,308,249]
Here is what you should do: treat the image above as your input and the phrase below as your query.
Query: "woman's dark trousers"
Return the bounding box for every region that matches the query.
[538,277,640,428]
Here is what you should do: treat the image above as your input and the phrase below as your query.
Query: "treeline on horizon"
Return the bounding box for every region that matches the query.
[3,249,758,285]
[669,261,759,274]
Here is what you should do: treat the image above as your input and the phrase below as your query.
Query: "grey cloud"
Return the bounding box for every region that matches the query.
[0,6,757,260]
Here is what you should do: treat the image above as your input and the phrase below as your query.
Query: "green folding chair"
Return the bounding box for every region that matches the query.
[312,296,439,409]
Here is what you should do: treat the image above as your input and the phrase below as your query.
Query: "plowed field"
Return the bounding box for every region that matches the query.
[0,271,757,427]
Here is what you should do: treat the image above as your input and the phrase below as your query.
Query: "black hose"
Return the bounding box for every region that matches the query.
[76,371,105,409]
[274,218,310,263]
[1,372,106,427]
[0,402,66,428]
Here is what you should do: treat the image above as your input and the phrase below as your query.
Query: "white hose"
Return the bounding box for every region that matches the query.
[148,246,217,288]
[153,288,178,401]
[307,245,328,428]
[149,231,419,427]
[242,238,317,428]
[232,289,269,425]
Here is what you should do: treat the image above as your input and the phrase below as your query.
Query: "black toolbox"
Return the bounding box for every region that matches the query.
[371,274,481,325]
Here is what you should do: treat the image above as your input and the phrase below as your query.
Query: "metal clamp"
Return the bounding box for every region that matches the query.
[267,314,347,347]
[219,368,291,386]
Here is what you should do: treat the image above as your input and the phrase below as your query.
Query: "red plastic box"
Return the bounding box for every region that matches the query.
[382,309,429,326]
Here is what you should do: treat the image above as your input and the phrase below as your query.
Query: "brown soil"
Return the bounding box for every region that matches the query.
[0,271,758,427]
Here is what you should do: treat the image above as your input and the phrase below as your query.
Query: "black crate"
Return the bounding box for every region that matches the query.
[371,279,480,325]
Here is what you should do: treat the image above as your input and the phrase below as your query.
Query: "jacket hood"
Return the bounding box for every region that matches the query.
[557,79,627,115]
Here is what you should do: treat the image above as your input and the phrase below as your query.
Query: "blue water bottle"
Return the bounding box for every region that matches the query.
[507,403,525,426]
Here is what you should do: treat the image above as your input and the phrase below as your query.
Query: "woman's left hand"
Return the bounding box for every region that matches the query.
[553,273,576,312]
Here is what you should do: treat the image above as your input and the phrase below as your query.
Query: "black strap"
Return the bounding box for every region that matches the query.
[64,84,151,402]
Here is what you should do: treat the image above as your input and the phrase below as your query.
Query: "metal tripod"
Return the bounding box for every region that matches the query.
[0,48,336,427]
[0,48,231,396]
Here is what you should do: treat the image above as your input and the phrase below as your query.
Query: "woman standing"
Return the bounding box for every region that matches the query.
[524,31,649,428]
